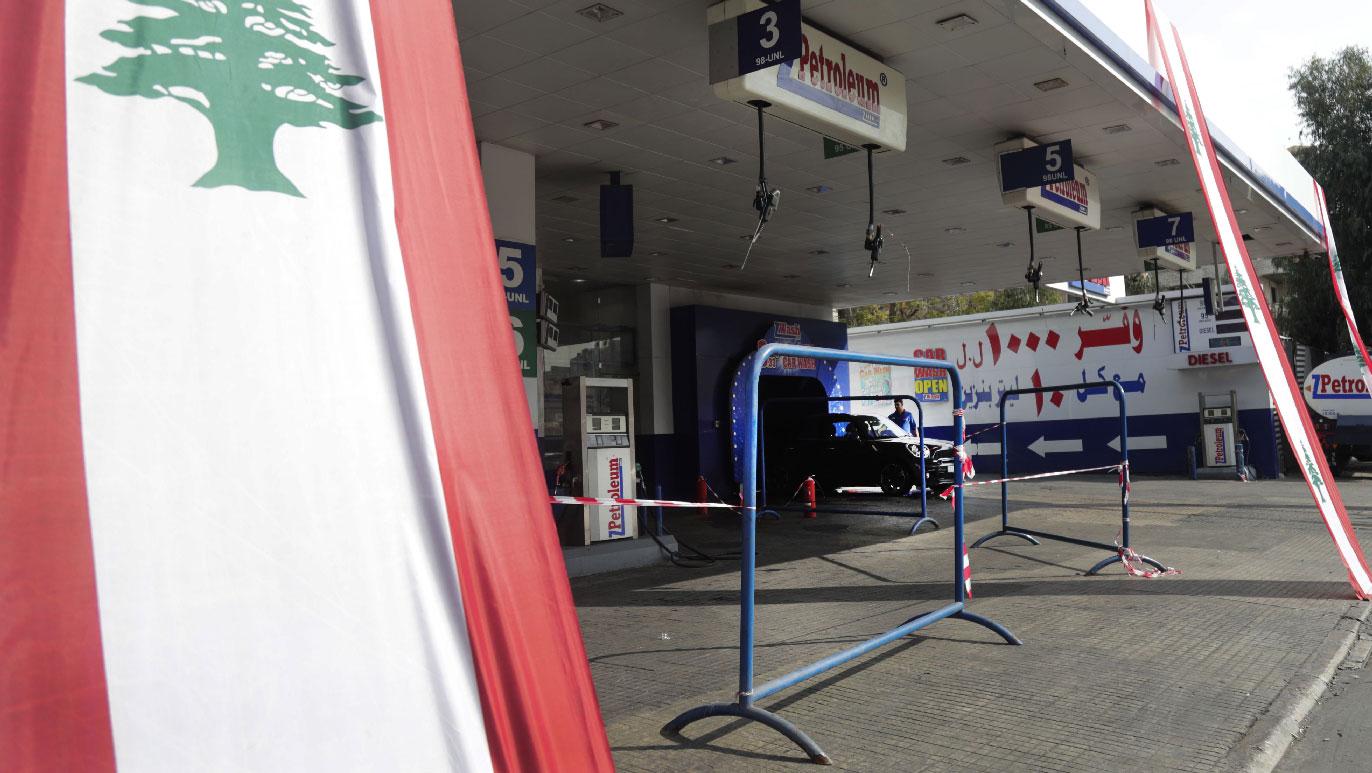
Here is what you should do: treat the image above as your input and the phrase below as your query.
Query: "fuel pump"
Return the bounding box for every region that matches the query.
[1199,391,1238,468]
[562,377,638,544]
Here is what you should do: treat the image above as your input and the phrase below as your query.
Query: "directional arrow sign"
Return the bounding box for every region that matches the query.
[1107,435,1167,451]
[1027,436,1083,458]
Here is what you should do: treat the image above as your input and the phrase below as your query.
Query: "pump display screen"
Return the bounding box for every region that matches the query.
[585,385,629,417]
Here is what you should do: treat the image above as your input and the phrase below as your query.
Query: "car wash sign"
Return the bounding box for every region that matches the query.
[707,0,907,151]
[911,347,950,402]
[759,321,817,374]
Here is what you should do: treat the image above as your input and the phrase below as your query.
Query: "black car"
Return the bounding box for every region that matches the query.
[767,413,957,498]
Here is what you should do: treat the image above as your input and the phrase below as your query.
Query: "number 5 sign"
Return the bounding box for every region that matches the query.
[708,0,801,83]
[496,239,537,377]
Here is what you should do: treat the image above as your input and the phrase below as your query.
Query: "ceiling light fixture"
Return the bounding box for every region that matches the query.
[582,118,618,131]
[917,272,935,278]
[835,282,851,288]
[883,291,898,296]
[882,208,907,215]
[996,241,1015,248]
[936,13,979,32]
[945,226,965,234]
[551,194,578,203]
[942,156,972,166]
[655,216,677,223]
[1102,123,1132,134]
[575,3,623,23]
[562,237,577,243]
[648,251,665,256]
[571,277,588,283]
[721,263,739,269]
[960,280,976,287]
[782,273,801,279]
[1033,77,1069,92]
[1254,225,1273,233]
[1275,241,1293,247]
[809,249,829,255]
[708,156,737,165]
[806,184,832,194]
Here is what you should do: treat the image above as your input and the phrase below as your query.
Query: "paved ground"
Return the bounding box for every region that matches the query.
[571,473,1372,771]
[1276,628,1372,772]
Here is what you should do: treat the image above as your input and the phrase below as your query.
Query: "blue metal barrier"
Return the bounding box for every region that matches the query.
[970,380,1168,575]
[759,393,937,534]
[662,345,1019,765]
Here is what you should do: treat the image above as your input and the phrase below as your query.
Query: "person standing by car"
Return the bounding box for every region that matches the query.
[888,399,916,435]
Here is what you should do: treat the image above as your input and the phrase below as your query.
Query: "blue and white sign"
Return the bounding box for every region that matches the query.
[1136,212,1195,248]
[998,140,1075,192]
[1135,208,1197,270]
[734,0,800,78]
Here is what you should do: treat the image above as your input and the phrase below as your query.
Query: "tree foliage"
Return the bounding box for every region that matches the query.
[1281,46,1372,352]
[838,286,1069,327]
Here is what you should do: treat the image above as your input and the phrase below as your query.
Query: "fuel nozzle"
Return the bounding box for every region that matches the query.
[865,223,884,277]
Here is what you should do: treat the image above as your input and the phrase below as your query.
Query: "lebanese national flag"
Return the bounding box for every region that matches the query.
[1,2,612,771]
[1144,0,1372,599]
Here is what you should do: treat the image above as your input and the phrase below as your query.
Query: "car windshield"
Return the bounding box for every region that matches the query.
[855,416,911,439]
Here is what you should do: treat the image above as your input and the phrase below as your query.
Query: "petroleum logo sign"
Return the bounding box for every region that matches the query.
[605,456,626,538]
[1304,355,1372,420]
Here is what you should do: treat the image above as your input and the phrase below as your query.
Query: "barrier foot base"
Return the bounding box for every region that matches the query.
[908,515,940,535]
[760,509,782,521]
[662,702,830,765]
[971,530,1040,548]
[953,609,1022,645]
[1086,552,1168,576]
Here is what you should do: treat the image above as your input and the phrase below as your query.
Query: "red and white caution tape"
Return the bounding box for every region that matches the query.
[1116,545,1180,579]
[549,495,739,509]
[962,545,973,599]
[937,463,1125,508]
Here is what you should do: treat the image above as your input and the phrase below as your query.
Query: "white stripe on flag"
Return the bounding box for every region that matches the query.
[64,1,493,768]
[1147,2,1372,598]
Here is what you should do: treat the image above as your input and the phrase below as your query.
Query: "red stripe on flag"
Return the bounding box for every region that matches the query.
[367,1,614,769]
[0,2,118,770]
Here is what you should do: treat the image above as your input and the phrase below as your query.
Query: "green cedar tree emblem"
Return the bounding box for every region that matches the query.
[1234,275,1263,320]
[1302,447,1328,503]
[1332,252,1343,274]
[77,0,382,197]
[1183,110,1206,155]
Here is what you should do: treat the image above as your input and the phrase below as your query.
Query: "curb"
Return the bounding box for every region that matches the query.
[1224,600,1372,772]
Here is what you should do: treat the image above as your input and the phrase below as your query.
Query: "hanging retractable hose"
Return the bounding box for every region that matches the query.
[1023,206,1044,300]
[741,100,779,270]
[1070,226,1093,316]
[1150,258,1166,315]
[863,144,884,277]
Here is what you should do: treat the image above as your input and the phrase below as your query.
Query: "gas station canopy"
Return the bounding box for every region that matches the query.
[457,0,1321,306]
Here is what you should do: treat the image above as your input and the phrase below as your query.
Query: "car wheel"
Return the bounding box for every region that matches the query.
[879,463,913,496]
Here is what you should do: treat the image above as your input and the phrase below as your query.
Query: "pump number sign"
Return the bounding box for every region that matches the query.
[497,239,537,377]
[709,0,802,82]
[1136,212,1195,248]
[999,140,1075,192]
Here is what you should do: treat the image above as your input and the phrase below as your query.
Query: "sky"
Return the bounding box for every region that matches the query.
[1078,0,1372,205]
